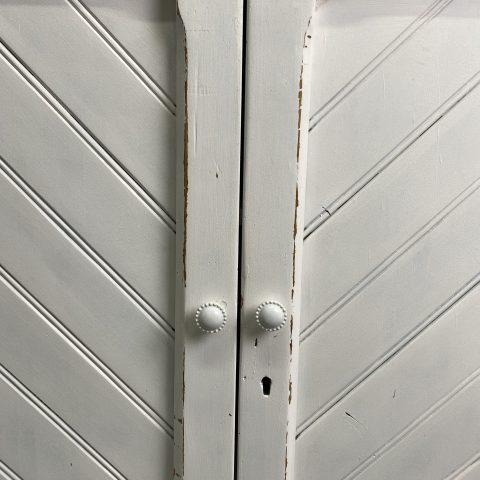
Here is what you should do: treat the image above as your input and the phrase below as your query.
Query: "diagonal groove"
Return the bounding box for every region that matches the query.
[297,271,480,438]
[308,0,453,131]
[0,363,127,480]
[0,154,174,339]
[0,264,174,438]
[342,368,480,480]
[0,37,176,232]
[0,461,23,480]
[66,0,176,115]
[444,453,480,480]
[304,66,480,239]
[301,172,480,342]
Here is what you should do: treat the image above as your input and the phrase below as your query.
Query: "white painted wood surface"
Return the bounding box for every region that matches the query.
[2,1,480,478]
[298,2,480,479]
[236,1,315,479]
[174,1,243,479]
[0,1,176,478]
[0,1,176,221]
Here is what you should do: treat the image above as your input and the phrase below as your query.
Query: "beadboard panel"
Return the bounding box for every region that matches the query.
[305,0,480,229]
[353,376,480,480]
[298,260,480,479]
[299,3,480,479]
[299,174,480,429]
[0,0,176,217]
[0,49,175,323]
[0,374,114,480]
[0,279,172,480]
[302,78,480,334]
[0,1,176,477]
[0,146,174,434]
[309,0,432,118]
[83,0,177,102]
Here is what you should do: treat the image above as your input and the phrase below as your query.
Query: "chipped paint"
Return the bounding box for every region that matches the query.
[291,19,311,302]
[289,315,293,356]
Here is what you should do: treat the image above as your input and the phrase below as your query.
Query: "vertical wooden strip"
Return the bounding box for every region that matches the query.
[174,1,243,479]
[237,1,315,479]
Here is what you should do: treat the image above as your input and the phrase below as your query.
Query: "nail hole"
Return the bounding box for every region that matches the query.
[261,376,272,396]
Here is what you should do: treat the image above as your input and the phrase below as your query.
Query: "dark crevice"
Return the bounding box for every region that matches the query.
[233,1,248,479]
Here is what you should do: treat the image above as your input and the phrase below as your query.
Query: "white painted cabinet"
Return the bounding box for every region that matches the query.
[1,1,480,479]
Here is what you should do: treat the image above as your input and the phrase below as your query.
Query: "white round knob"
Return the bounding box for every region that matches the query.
[256,301,287,331]
[195,302,227,333]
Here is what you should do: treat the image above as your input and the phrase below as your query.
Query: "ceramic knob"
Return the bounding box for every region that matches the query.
[195,302,227,333]
[256,301,287,331]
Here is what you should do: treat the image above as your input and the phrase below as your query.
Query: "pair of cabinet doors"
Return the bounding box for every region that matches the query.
[1,0,480,479]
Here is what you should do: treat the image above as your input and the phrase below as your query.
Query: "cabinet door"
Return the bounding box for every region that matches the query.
[297,2,480,479]
[0,1,176,479]
[236,1,315,479]
[174,0,243,479]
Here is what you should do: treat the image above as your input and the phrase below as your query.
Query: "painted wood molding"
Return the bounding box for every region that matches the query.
[236,1,316,479]
[174,1,243,479]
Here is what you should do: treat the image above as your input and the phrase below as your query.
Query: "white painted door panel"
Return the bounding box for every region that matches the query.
[0,373,115,480]
[0,51,175,326]
[0,1,176,478]
[237,2,315,479]
[3,1,480,478]
[0,0,176,220]
[298,2,480,479]
[309,0,434,119]
[81,0,177,106]
[306,0,480,232]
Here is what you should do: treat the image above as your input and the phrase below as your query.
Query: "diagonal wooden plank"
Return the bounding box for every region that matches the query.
[0,461,23,480]
[309,0,451,130]
[297,277,480,480]
[0,280,173,480]
[301,80,480,336]
[0,3,176,217]
[66,0,176,114]
[0,156,173,339]
[0,265,173,437]
[304,69,480,238]
[341,352,480,479]
[81,0,177,102]
[305,0,480,227]
[351,371,480,480]
[0,365,125,480]
[299,4,480,479]
[0,171,174,426]
[298,178,480,435]
[444,454,480,480]
[0,38,175,231]
[0,48,175,320]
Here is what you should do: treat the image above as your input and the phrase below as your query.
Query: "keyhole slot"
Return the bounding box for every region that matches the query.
[261,376,272,396]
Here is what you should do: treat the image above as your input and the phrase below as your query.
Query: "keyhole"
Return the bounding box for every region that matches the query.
[261,376,272,396]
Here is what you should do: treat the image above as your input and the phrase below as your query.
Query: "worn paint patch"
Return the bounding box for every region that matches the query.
[291,20,311,301]
[289,315,294,356]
